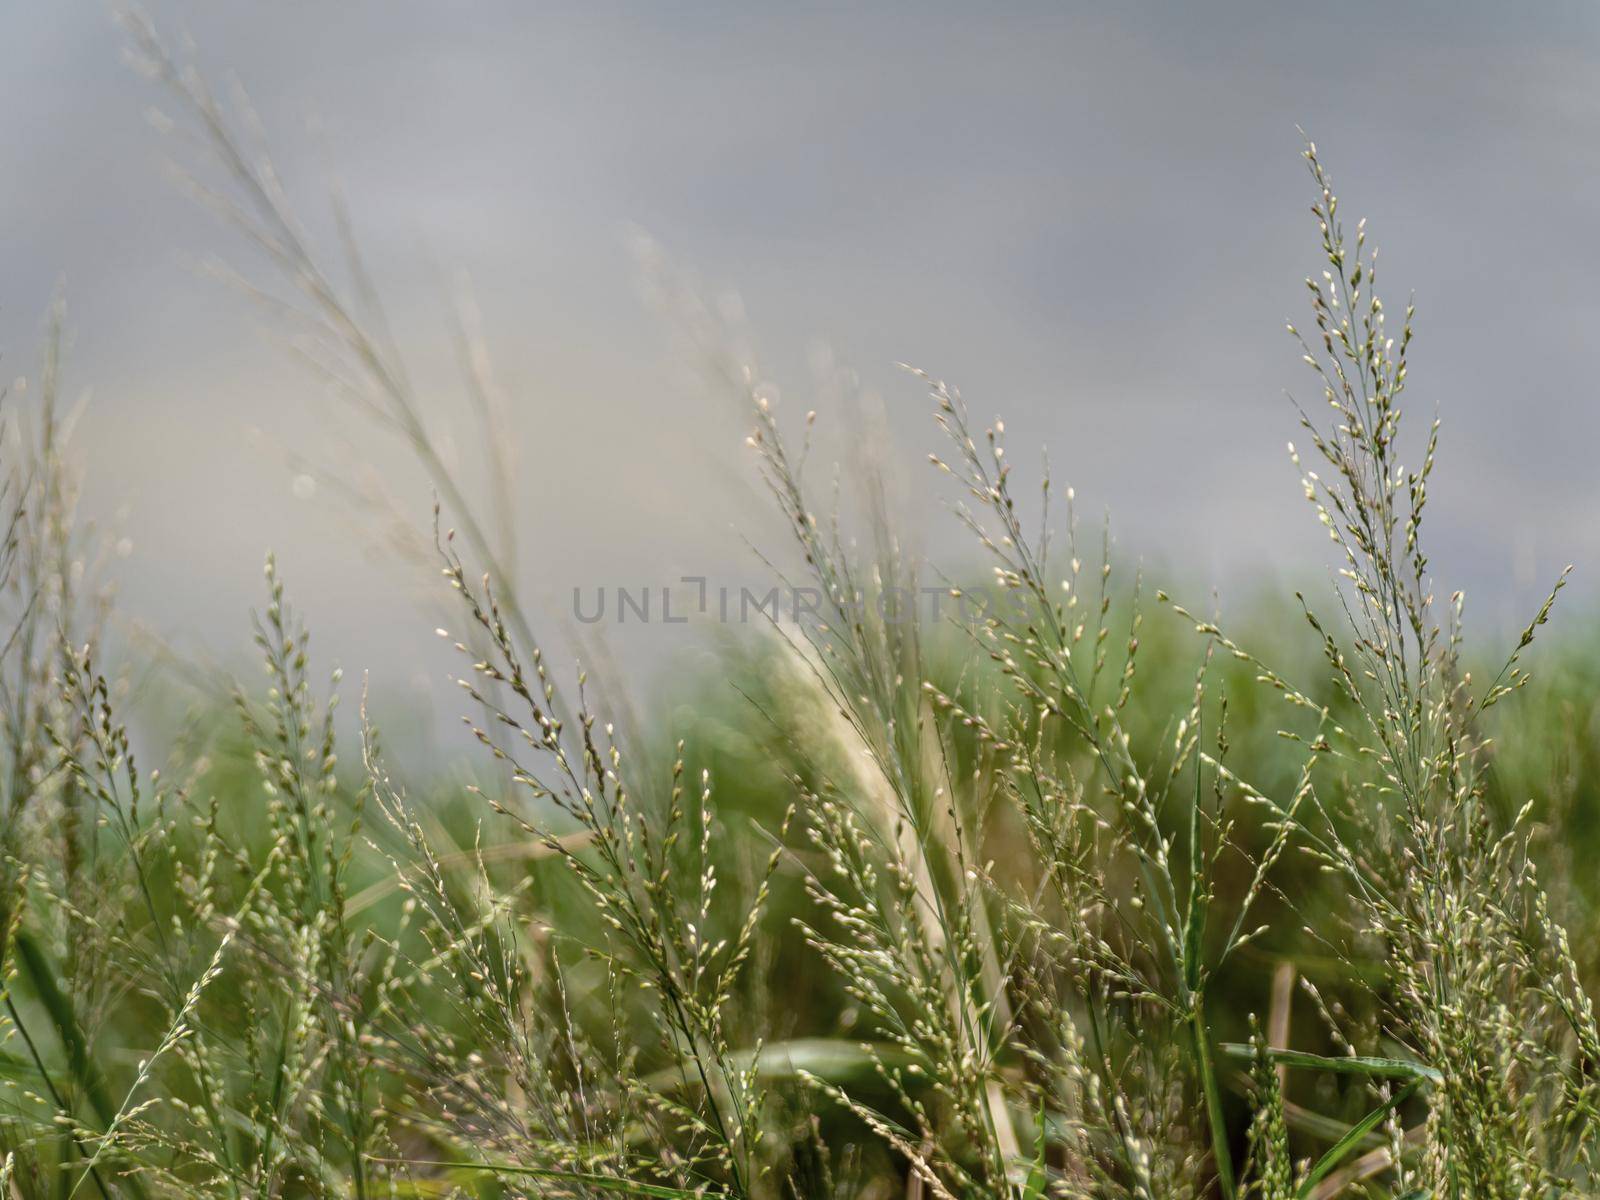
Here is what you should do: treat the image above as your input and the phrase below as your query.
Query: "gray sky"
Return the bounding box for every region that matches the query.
[3,1,1598,717]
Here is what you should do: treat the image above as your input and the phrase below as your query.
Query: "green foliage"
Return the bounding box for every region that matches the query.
[1,24,1597,1199]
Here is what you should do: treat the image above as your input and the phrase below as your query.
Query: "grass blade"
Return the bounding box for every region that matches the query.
[1220,1044,1441,1084]
[373,1160,723,1199]
[1296,1080,1420,1198]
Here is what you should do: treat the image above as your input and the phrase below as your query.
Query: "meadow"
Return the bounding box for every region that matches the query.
[1,20,1598,1200]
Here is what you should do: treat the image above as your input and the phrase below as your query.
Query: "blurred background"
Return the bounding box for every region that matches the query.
[3,0,1598,722]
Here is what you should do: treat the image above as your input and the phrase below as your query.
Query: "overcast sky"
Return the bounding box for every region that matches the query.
[3,2,1598,717]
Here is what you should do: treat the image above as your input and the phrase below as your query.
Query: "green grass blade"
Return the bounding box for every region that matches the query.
[13,932,155,1199]
[1191,1001,1237,1200]
[374,1160,722,1199]
[1220,1043,1441,1083]
[13,932,120,1130]
[1183,755,1207,995]
[1295,1080,1420,1198]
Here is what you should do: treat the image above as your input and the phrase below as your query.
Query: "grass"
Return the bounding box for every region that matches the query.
[0,19,1597,1199]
